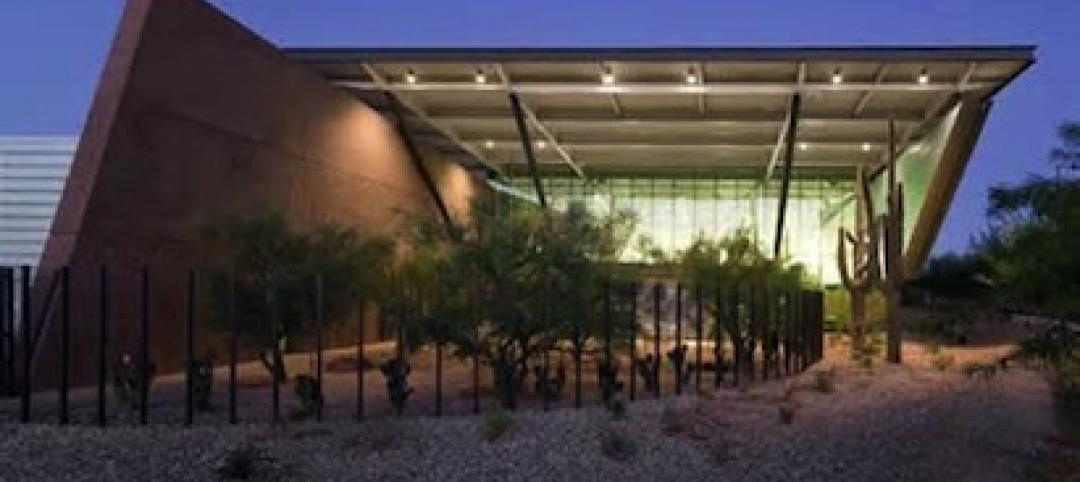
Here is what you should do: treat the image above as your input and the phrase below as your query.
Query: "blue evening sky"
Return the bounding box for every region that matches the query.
[1,0,1077,255]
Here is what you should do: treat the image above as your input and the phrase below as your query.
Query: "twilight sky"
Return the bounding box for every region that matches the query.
[1,0,1077,254]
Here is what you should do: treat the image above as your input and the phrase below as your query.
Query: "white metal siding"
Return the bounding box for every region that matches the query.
[0,137,76,267]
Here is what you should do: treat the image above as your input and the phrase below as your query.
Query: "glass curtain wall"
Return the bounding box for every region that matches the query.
[509,175,854,285]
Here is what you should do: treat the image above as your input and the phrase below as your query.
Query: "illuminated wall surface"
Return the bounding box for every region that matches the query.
[508,105,959,286]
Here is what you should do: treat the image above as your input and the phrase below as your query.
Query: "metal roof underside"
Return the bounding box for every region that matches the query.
[286,46,1034,179]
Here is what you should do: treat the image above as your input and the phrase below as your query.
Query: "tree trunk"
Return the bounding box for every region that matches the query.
[885,290,901,363]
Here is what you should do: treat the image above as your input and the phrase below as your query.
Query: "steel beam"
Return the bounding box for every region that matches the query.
[773,94,802,258]
[508,92,547,208]
[384,92,456,231]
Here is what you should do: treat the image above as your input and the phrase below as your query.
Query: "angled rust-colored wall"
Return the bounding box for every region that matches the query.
[31,0,482,388]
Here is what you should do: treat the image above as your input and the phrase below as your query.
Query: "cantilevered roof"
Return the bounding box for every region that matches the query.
[287,46,1034,178]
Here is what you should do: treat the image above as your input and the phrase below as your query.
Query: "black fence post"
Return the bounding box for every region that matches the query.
[357,303,365,421]
[98,266,108,426]
[730,285,741,389]
[628,283,637,401]
[675,282,683,396]
[185,269,195,427]
[269,288,280,425]
[20,265,31,423]
[435,326,443,417]
[573,295,582,409]
[315,274,323,422]
[139,266,150,425]
[228,275,238,425]
[713,286,723,388]
[59,266,69,425]
[652,282,661,398]
[695,285,703,392]
[540,275,548,412]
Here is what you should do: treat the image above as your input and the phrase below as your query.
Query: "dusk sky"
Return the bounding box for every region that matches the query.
[2,0,1077,255]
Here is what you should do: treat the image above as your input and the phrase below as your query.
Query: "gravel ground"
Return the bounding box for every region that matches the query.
[0,341,1065,482]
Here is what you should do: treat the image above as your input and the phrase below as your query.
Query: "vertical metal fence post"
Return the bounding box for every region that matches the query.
[20,265,31,423]
[185,269,195,427]
[139,266,149,425]
[731,285,741,388]
[59,266,70,425]
[1,268,10,395]
[471,280,480,415]
[357,303,365,421]
[98,266,108,426]
[714,286,722,388]
[540,275,548,412]
[674,283,683,395]
[573,295,582,409]
[628,283,637,401]
[228,275,238,424]
[695,286,703,392]
[652,282,661,398]
[269,289,280,425]
[315,274,323,422]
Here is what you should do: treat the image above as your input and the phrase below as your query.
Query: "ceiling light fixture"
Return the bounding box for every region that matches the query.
[600,66,615,85]
[685,67,699,84]
[917,68,930,85]
[798,142,809,151]
[861,142,872,152]
[483,140,496,149]
[535,140,548,149]
[831,68,843,85]
[405,69,417,84]
[475,69,487,84]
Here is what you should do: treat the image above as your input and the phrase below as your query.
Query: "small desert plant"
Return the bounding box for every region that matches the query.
[961,361,1002,380]
[778,402,796,425]
[288,374,323,420]
[666,344,692,388]
[633,355,660,394]
[492,351,521,410]
[189,357,214,413]
[482,409,513,442]
[599,425,638,462]
[931,353,955,372]
[217,443,271,480]
[597,353,624,405]
[812,368,835,393]
[660,405,686,436]
[533,362,566,403]
[379,357,413,416]
[112,353,155,410]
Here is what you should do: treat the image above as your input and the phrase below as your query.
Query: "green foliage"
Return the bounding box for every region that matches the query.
[909,253,993,302]
[599,425,638,462]
[482,409,513,442]
[217,443,271,480]
[379,357,413,416]
[203,212,391,381]
[189,357,214,413]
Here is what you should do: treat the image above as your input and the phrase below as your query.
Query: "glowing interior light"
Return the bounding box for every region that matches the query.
[831,68,843,85]
[535,140,548,149]
[405,70,417,84]
[475,70,487,84]
[798,142,809,151]
[861,142,872,152]
[685,68,699,84]
[601,72,615,84]
[917,69,930,85]
[483,140,495,149]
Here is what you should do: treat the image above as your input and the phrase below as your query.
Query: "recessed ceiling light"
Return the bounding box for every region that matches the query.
[483,140,495,149]
[917,68,930,85]
[600,66,615,85]
[405,69,417,84]
[798,142,809,151]
[475,69,487,84]
[685,67,699,84]
[535,140,548,149]
[831,68,843,85]
[861,142,872,152]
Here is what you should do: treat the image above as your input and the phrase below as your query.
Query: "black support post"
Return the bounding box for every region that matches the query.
[269,289,280,425]
[357,304,365,421]
[573,297,582,409]
[653,282,661,398]
[228,276,238,425]
[508,92,547,208]
[59,266,69,425]
[97,266,108,426]
[185,269,195,427]
[773,93,803,258]
[628,283,637,401]
[695,286,703,392]
[315,274,324,422]
[139,266,149,425]
[20,265,30,423]
[714,286,723,388]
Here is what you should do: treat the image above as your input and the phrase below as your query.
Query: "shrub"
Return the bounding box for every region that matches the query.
[660,405,686,436]
[812,368,834,393]
[217,443,270,480]
[483,410,513,442]
[379,357,413,416]
[931,353,955,372]
[288,374,323,421]
[112,353,155,410]
[778,402,796,425]
[599,425,638,462]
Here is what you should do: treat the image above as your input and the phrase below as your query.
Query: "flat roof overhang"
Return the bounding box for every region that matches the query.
[285,46,1033,270]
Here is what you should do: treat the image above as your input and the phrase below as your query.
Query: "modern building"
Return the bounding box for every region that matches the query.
[18,0,1032,385]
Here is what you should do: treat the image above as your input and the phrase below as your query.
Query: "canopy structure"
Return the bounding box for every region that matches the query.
[288,46,1033,281]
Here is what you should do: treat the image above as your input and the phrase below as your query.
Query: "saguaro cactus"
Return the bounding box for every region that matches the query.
[837,166,880,352]
[878,121,905,364]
